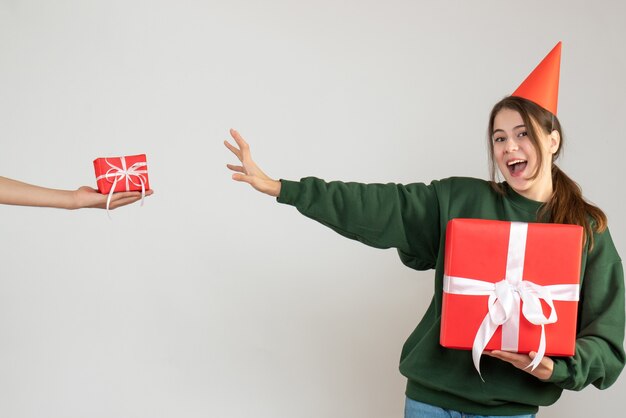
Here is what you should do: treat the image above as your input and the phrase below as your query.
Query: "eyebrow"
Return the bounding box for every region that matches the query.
[492,124,526,135]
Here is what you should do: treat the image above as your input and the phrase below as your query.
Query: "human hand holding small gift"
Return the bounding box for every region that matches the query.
[74,185,153,210]
[0,176,152,210]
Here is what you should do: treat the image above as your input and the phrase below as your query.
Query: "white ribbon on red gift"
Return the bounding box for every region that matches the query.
[443,222,580,379]
[95,156,148,213]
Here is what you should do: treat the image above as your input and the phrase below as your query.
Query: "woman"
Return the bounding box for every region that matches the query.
[224,43,624,417]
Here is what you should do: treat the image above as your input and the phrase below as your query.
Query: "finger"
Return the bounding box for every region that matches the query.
[105,191,148,208]
[485,351,507,361]
[527,351,549,367]
[109,191,144,201]
[490,350,518,357]
[226,164,245,173]
[116,189,153,198]
[487,351,525,365]
[491,350,526,360]
[232,173,253,184]
[224,140,242,160]
[224,139,237,153]
[110,194,142,204]
[108,196,142,209]
[230,129,250,152]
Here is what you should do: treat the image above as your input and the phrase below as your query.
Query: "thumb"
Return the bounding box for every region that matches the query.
[232,173,253,184]
[232,173,249,182]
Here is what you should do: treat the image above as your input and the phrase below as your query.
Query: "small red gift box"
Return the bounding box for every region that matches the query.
[93,154,149,194]
[440,219,583,374]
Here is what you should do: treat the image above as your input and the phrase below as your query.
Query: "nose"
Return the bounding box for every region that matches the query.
[505,137,519,153]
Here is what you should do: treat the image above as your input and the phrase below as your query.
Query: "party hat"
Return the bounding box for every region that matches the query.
[512,41,562,115]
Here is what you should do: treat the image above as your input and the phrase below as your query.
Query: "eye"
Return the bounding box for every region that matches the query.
[517,131,528,138]
[493,136,506,143]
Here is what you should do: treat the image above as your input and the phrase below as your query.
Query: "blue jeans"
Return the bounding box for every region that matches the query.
[405,397,536,418]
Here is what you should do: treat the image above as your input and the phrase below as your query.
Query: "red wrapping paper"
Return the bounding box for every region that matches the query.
[440,218,583,356]
[93,154,149,194]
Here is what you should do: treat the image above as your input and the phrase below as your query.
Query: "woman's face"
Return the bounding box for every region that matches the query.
[492,108,560,202]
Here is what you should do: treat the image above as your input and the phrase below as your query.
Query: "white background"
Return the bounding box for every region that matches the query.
[1,1,625,417]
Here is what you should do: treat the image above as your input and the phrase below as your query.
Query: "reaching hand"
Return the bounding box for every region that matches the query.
[225,129,281,197]
[0,175,153,209]
[73,186,154,210]
[485,350,554,381]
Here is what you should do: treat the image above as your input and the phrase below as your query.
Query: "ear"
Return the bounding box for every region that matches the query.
[549,130,561,154]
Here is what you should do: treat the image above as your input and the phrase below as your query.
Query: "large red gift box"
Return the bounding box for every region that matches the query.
[93,154,149,194]
[440,219,583,372]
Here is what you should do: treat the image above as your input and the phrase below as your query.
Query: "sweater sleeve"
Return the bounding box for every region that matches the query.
[548,229,626,390]
[277,177,441,270]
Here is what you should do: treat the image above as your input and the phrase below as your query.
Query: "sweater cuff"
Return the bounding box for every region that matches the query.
[546,358,569,384]
[276,179,300,205]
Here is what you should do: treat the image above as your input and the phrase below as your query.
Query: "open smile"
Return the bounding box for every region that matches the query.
[507,159,528,177]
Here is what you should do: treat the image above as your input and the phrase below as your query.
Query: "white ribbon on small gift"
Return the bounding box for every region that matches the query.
[443,222,579,379]
[95,156,148,213]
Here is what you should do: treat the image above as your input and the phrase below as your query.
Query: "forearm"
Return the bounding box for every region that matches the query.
[277,177,440,253]
[549,336,625,390]
[0,176,78,209]
[549,258,625,390]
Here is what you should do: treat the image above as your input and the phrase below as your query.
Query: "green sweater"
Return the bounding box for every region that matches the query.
[277,176,625,416]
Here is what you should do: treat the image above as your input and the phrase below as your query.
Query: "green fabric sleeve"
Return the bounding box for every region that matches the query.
[277,177,441,270]
[548,229,625,390]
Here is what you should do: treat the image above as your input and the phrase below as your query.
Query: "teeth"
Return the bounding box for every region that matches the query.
[507,159,526,166]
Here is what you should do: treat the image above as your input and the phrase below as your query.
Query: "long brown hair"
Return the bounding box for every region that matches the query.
[487,96,607,249]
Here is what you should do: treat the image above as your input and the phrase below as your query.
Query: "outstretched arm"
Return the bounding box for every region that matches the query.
[0,176,153,210]
[225,129,281,197]
[224,128,441,265]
